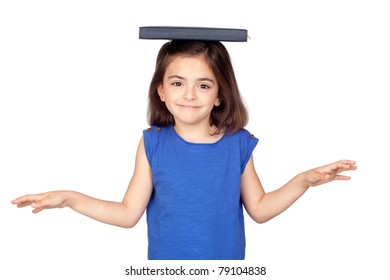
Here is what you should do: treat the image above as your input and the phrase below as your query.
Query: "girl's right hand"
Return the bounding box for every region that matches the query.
[11,191,69,213]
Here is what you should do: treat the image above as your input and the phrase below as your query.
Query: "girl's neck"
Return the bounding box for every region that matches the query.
[173,123,224,144]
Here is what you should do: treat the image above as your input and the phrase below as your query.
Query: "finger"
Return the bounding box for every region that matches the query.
[15,201,35,208]
[339,160,356,166]
[323,162,355,174]
[31,199,49,209]
[32,207,44,214]
[334,175,351,180]
[11,199,35,208]
[335,163,357,174]
[345,164,357,171]
[335,161,354,169]
[11,197,26,205]
[11,194,43,205]
[337,160,357,171]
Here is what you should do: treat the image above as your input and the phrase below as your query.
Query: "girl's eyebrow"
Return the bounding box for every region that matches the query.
[167,75,215,84]
[167,75,185,80]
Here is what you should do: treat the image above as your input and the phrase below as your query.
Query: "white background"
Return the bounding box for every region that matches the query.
[1,0,389,279]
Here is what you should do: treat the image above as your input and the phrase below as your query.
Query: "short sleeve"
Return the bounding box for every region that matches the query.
[239,129,259,174]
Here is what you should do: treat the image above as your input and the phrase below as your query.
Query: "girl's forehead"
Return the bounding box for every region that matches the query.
[167,54,209,68]
[169,54,205,63]
[165,55,214,76]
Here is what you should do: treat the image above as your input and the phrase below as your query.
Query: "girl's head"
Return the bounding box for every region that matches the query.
[147,40,248,134]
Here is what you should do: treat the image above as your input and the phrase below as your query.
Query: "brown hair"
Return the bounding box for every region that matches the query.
[147,40,248,134]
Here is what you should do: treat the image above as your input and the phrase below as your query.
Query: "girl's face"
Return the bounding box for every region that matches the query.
[157,55,220,128]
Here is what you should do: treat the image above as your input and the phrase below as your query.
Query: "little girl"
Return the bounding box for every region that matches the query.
[12,39,356,260]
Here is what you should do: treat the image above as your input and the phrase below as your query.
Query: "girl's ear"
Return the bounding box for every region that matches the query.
[214,96,221,107]
[157,84,165,102]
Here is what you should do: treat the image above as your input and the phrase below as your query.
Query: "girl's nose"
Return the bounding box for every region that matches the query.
[183,86,196,100]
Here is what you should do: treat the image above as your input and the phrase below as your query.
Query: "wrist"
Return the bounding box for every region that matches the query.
[55,190,77,208]
[294,172,311,189]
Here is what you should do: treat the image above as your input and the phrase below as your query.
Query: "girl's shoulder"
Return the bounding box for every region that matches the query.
[143,125,171,143]
[144,125,162,133]
[228,128,258,141]
[143,126,170,162]
[143,125,170,134]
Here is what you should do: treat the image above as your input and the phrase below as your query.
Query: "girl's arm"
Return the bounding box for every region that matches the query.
[240,156,356,223]
[11,137,153,228]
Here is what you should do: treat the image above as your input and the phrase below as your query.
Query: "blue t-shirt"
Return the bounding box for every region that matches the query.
[143,125,258,260]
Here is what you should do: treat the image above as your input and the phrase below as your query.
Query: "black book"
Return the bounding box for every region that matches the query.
[139,26,248,42]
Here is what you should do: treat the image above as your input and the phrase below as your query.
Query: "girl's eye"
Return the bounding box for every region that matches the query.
[199,84,210,89]
[171,82,183,87]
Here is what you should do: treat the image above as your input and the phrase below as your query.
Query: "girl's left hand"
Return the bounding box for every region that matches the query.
[304,160,357,187]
